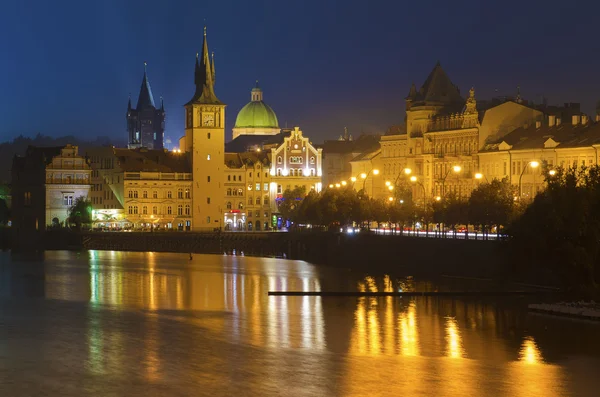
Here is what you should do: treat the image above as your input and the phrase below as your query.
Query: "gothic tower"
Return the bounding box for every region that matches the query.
[184,27,225,231]
[126,64,165,150]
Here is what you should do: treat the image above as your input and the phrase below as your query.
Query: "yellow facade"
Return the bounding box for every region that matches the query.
[184,103,226,231]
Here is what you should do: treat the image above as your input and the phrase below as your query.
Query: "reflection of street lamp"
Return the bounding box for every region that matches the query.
[519,161,539,199]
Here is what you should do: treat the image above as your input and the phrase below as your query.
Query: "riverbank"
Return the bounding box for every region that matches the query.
[529,302,600,321]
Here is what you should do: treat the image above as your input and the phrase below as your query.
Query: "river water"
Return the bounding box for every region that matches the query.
[1,250,599,396]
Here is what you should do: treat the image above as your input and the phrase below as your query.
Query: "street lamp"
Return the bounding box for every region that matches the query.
[341,180,347,186]
[385,181,391,187]
[350,176,357,182]
[335,183,341,188]
[410,175,426,205]
[328,184,334,188]
[518,160,539,199]
[474,172,489,182]
[361,169,380,197]
[388,185,394,191]
[440,165,462,198]
[404,168,412,175]
[388,196,394,202]
[548,169,557,176]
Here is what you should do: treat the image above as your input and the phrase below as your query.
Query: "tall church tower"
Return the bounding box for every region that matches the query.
[126,64,165,149]
[184,27,225,231]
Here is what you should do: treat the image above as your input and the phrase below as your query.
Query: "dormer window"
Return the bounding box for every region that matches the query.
[310,156,315,164]
[277,156,282,164]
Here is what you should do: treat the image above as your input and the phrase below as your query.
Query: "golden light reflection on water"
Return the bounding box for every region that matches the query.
[445,316,464,359]
[519,336,543,365]
[32,252,591,395]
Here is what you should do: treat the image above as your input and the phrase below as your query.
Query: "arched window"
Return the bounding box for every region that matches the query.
[277,156,282,164]
[185,205,190,215]
[263,196,269,205]
[255,197,260,205]
[152,190,158,199]
[277,168,282,176]
[143,191,148,199]
[248,197,253,205]
[310,169,315,176]
[152,206,157,215]
[177,205,183,215]
[238,202,244,209]
[128,206,132,214]
[167,206,172,215]
[227,188,232,196]
[226,202,232,209]
[310,156,315,164]
[167,191,172,199]
[178,189,183,199]
[142,206,147,215]
[232,189,237,196]
[185,189,190,199]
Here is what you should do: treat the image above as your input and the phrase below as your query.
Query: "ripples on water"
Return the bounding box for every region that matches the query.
[1,250,599,396]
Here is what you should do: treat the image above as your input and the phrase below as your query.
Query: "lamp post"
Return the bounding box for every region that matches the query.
[518,161,539,200]
[474,172,489,183]
[410,175,426,205]
[361,168,379,197]
[440,165,462,198]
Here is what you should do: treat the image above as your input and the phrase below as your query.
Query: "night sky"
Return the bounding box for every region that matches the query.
[2,0,600,145]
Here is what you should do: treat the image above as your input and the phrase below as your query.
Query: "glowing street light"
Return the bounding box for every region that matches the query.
[453,165,462,173]
[328,184,334,188]
[385,181,391,186]
[410,175,417,182]
[404,168,412,175]
[388,196,394,202]
[388,185,394,191]
[350,176,357,182]
[475,173,483,180]
[548,169,557,176]
[341,180,347,186]
[435,196,441,201]
[360,173,367,179]
[518,160,540,199]
[335,183,341,188]
[373,169,380,175]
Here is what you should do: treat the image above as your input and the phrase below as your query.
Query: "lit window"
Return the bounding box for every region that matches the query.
[207,154,211,160]
[263,183,268,191]
[238,202,244,209]
[255,183,260,191]
[167,206,172,215]
[185,205,190,215]
[185,189,191,199]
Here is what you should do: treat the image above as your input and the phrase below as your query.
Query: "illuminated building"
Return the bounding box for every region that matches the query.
[44,145,92,226]
[86,147,193,230]
[179,27,225,231]
[126,65,165,150]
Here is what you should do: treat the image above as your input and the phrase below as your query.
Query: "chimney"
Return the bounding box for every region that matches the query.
[548,115,556,127]
[572,115,581,125]
[557,118,562,126]
[582,115,589,125]
[535,121,542,129]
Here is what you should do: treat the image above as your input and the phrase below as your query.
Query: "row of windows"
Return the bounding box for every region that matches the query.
[128,204,191,216]
[226,188,244,196]
[248,196,270,205]
[277,156,315,164]
[127,189,191,199]
[275,168,316,176]
[247,211,270,218]
[247,183,270,192]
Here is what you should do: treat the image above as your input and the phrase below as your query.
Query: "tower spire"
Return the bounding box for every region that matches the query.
[137,63,156,109]
[127,93,132,110]
[211,51,215,84]
[187,26,221,104]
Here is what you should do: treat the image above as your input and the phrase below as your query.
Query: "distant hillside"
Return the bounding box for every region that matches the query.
[0,134,126,183]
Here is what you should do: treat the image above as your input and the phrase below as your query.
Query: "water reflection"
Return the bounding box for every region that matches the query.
[445,317,464,359]
[2,251,599,395]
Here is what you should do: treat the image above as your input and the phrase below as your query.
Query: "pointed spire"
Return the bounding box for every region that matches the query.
[127,93,132,110]
[211,51,215,84]
[137,63,156,109]
[187,26,221,104]
[160,96,164,111]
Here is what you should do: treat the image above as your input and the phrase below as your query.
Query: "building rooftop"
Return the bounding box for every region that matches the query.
[113,148,191,173]
[481,118,600,152]
[225,132,285,153]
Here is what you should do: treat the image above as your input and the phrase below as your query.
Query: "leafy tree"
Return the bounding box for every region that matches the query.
[469,177,515,235]
[68,196,92,230]
[507,166,599,298]
[277,186,306,223]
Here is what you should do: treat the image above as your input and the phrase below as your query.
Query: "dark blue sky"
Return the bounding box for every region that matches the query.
[1,0,599,145]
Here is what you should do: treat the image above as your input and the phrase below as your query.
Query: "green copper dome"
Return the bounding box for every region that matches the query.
[234,83,279,129]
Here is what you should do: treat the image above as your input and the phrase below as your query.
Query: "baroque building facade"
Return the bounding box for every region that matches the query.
[346,62,546,203]
[126,65,165,150]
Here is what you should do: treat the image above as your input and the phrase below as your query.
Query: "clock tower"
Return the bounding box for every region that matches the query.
[184,27,225,231]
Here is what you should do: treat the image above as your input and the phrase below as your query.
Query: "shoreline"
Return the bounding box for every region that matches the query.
[528,303,600,321]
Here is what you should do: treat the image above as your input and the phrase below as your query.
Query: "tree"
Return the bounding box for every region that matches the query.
[469,177,515,236]
[68,196,92,230]
[507,166,599,298]
[277,186,306,224]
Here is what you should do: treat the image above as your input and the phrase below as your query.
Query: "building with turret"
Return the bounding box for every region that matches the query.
[126,65,165,150]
